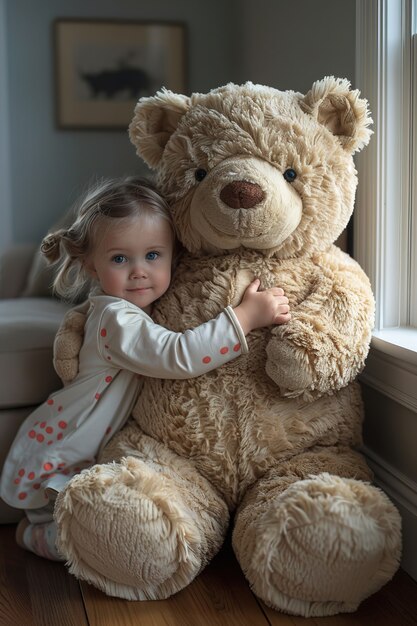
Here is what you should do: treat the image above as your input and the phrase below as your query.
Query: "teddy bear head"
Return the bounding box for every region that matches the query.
[129,77,372,259]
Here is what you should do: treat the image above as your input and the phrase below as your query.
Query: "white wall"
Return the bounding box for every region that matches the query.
[0,0,12,248]
[239,0,356,92]
[3,0,241,245]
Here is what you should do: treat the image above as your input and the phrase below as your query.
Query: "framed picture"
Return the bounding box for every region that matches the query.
[54,19,187,130]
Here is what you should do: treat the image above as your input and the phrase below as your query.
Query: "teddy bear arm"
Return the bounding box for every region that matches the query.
[53,302,88,384]
[266,259,375,399]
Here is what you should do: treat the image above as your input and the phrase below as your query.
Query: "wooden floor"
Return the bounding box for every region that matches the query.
[1,524,416,626]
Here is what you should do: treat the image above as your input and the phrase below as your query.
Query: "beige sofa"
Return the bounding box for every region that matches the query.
[0,243,71,522]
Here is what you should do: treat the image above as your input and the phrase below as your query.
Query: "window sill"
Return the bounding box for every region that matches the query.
[359,327,417,413]
[371,328,417,367]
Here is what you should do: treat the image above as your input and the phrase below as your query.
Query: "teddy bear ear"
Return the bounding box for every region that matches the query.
[300,76,373,153]
[128,88,191,168]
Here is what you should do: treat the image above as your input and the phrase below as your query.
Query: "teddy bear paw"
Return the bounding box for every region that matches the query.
[265,337,313,395]
[53,308,87,383]
[54,457,204,600]
[234,473,401,617]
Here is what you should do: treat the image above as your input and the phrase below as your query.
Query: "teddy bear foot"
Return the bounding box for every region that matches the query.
[233,472,401,617]
[55,457,210,600]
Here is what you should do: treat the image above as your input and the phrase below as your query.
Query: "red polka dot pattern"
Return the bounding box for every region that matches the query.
[202,356,211,364]
[220,346,229,354]
[233,343,241,352]
[100,328,107,337]
[47,399,54,406]
[105,376,112,383]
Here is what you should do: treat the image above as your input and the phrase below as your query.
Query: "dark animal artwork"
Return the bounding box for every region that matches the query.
[81,66,151,100]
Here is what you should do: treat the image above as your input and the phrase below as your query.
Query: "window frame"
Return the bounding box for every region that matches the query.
[355,0,417,407]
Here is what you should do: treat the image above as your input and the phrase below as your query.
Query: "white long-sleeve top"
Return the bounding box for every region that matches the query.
[0,294,247,510]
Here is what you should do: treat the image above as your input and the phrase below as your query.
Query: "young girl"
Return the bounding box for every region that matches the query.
[0,176,290,561]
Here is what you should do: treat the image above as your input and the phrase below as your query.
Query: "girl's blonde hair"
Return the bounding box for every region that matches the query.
[41,176,174,302]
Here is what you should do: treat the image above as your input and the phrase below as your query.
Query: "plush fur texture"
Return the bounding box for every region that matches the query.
[53,78,401,616]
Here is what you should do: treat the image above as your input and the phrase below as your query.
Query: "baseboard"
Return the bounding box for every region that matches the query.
[361,445,417,581]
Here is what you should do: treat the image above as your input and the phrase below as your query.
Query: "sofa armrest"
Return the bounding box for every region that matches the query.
[0,244,37,299]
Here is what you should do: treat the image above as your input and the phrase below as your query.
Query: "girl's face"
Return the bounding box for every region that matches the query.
[86,214,174,313]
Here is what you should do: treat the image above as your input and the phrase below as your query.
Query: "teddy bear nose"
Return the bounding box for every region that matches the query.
[220,181,265,209]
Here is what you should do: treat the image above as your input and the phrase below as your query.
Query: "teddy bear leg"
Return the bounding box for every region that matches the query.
[54,452,229,600]
[232,446,401,617]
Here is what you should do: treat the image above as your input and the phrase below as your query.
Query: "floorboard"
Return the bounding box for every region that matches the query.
[1,523,416,626]
[261,569,417,626]
[0,525,88,626]
[80,541,270,626]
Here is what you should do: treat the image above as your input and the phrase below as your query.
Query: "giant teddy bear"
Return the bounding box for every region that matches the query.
[53,78,401,617]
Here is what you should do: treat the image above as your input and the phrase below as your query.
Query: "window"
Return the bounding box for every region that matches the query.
[355,0,417,408]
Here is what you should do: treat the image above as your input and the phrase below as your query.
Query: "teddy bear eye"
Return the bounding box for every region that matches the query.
[283,168,297,182]
[195,168,207,182]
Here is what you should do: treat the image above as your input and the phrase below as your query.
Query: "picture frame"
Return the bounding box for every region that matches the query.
[54,19,187,130]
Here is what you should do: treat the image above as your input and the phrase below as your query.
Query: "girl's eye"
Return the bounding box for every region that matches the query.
[146,251,159,261]
[112,255,127,264]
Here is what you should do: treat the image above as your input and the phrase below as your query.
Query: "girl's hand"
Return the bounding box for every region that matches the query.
[233,279,291,335]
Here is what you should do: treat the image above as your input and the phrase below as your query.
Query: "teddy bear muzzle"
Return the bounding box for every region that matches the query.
[190,155,303,251]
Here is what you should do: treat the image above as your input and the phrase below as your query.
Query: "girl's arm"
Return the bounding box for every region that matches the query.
[98,279,290,379]
[98,304,246,378]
